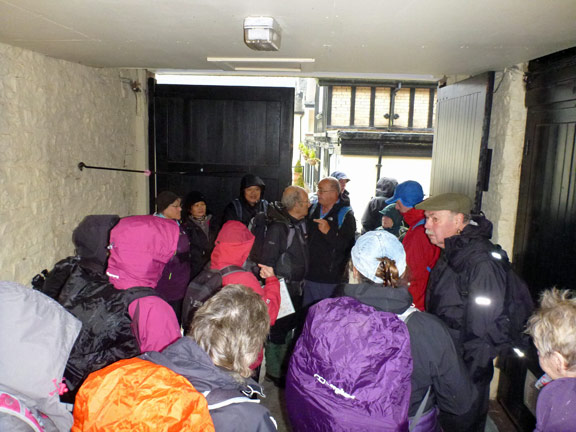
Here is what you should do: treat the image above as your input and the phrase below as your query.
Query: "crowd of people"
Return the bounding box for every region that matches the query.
[0,171,574,432]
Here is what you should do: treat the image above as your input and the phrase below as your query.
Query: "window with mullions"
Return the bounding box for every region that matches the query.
[326,84,436,131]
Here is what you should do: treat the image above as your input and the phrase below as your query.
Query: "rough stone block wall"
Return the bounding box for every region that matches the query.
[482,64,528,255]
[0,42,148,284]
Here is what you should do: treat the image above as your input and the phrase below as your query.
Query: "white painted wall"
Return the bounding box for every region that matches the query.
[0,42,148,284]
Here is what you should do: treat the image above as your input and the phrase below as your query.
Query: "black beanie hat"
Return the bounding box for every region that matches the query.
[156,191,180,213]
[183,191,207,216]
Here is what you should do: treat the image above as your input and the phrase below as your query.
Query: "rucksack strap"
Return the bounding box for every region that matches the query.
[413,218,426,229]
[122,286,158,304]
[232,199,242,221]
[409,386,432,432]
[219,265,245,277]
[337,206,352,229]
[261,200,269,213]
[203,385,263,411]
[0,392,45,432]
[309,203,351,230]
[397,306,419,322]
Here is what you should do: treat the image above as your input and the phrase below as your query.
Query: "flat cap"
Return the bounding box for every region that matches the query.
[415,192,472,214]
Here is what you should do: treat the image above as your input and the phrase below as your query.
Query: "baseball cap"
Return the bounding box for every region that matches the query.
[330,171,350,182]
[385,180,424,208]
[351,230,406,283]
[415,193,472,214]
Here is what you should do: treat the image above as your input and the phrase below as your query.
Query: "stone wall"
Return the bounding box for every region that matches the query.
[482,65,528,254]
[0,43,148,284]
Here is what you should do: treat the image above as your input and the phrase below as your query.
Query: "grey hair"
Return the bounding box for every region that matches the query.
[450,211,471,225]
[281,186,307,211]
[527,288,576,370]
[320,177,341,194]
[189,284,270,380]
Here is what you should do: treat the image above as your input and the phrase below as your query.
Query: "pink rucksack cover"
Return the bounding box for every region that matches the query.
[106,215,179,290]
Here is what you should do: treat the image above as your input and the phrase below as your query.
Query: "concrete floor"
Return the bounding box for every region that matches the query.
[260,377,292,432]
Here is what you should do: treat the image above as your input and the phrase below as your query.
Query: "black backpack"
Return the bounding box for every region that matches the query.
[33,260,157,397]
[181,265,245,330]
[462,244,535,357]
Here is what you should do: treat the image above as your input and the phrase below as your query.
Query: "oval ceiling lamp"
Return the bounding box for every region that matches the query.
[243,17,281,51]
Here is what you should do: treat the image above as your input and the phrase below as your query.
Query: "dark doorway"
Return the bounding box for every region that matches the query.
[498,47,576,432]
[148,80,294,218]
[513,49,576,294]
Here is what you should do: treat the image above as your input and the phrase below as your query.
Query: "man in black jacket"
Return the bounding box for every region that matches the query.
[303,177,356,307]
[260,185,310,386]
[417,193,511,432]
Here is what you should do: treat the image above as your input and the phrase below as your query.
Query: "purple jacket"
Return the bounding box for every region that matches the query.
[155,223,191,301]
[535,377,576,432]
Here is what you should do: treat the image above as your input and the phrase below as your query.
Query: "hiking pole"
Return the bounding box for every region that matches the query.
[78,162,153,176]
[78,162,254,176]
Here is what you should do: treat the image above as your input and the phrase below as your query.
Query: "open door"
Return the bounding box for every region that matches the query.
[148,80,294,218]
[430,72,494,212]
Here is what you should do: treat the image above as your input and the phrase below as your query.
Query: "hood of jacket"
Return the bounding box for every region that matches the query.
[337,283,413,315]
[106,215,179,290]
[211,220,254,269]
[0,281,82,432]
[375,177,398,198]
[72,214,120,272]
[142,337,258,394]
[266,201,292,225]
[443,214,495,272]
[239,173,266,199]
[402,207,426,228]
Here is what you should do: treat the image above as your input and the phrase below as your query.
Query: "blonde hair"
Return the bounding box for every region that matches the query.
[189,284,270,379]
[527,288,576,370]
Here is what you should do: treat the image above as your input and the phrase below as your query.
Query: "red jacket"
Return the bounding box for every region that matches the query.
[211,221,281,326]
[402,208,440,310]
[211,221,281,368]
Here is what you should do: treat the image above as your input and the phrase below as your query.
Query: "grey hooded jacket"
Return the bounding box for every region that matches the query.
[0,281,81,431]
[142,337,277,431]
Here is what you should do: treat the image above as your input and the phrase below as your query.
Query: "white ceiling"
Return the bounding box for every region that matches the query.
[1,0,576,80]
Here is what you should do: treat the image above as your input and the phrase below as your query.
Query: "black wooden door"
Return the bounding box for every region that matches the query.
[513,53,576,293]
[430,73,494,212]
[148,81,294,217]
[499,48,576,432]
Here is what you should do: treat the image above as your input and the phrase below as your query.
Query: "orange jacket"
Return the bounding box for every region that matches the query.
[73,357,215,432]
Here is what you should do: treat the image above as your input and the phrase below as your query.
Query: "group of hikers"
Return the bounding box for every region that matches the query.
[0,171,575,431]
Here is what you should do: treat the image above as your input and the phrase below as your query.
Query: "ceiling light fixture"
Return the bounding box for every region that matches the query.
[243,17,281,51]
